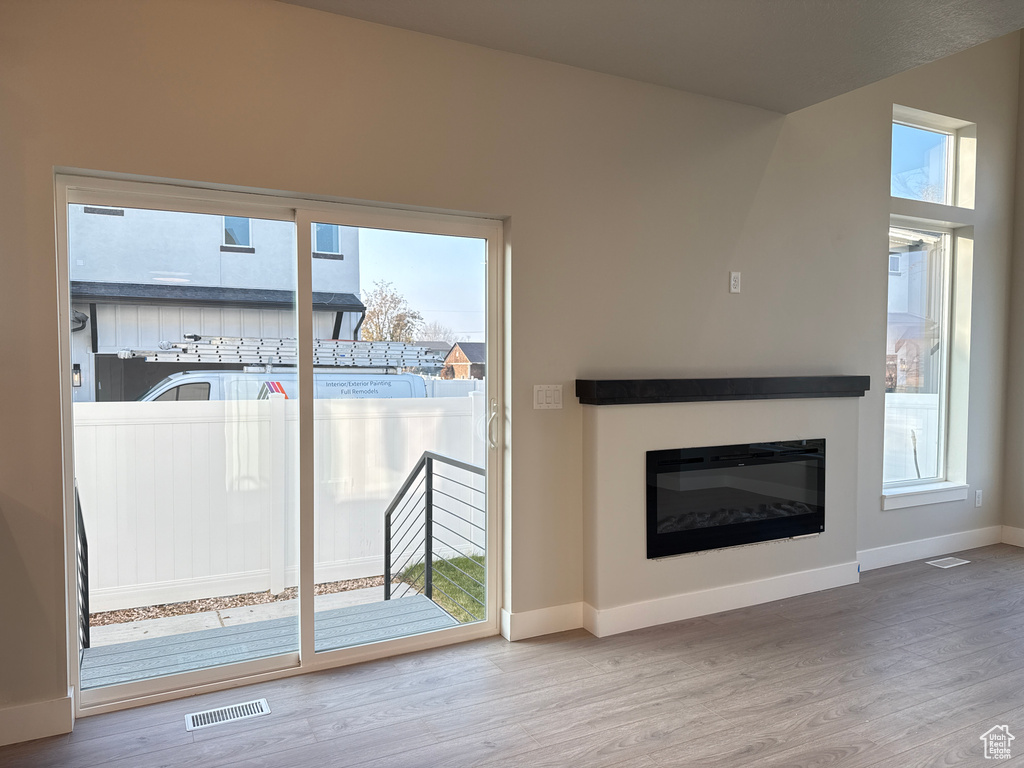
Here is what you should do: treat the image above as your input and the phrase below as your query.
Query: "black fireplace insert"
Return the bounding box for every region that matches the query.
[646,439,825,558]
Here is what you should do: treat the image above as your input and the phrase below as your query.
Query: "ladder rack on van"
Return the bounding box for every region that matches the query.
[117,337,446,368]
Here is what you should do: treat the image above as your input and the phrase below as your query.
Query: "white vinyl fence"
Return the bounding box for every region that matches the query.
[74,393,486,612]
[883,392,941,483]
[423,378,484,398]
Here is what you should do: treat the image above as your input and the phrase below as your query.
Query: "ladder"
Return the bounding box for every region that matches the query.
[117,336,446,368]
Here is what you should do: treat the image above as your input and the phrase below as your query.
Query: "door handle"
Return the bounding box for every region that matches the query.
[487,398,498,450]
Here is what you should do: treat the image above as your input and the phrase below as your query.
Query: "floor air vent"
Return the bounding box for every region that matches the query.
[185,698,270,731]
[926,557,970,569]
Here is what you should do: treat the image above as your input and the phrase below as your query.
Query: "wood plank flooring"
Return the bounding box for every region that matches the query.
[7,544,1024,767]
[80,595,457,688]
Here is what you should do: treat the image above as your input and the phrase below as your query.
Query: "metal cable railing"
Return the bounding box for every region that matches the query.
[383,451,486,622]
[75,483,91,653]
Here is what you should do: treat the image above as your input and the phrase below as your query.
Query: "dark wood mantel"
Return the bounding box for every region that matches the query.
[575,376,870,405]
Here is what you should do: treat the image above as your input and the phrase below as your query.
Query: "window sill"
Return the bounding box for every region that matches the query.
[881,482,969,510]
[312,251,344,260]
[220,245,255,254]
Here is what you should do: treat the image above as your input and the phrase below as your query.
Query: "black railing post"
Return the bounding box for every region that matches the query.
[75,484,91,651]
[424,456,433,600]
[382,451,483,609]
[384,508,392,601]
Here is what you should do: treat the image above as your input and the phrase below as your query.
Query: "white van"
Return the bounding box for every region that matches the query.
[139,370,427,401]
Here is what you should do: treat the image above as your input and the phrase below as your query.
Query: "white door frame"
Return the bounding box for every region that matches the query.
[56,172,505,716]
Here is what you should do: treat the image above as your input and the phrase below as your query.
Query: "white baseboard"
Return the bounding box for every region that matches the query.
[500,603,583,641]
[0,690,74,747]
[1001,526,1024,547]
[857,526,1003,572]
[583,561,860,638]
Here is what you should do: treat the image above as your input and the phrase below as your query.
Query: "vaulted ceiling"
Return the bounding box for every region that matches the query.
[278,0,1024,113]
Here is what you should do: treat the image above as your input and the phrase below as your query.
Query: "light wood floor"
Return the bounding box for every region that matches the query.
[5,544,1024,767]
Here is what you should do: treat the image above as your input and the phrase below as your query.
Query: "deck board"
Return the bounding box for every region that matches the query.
[80,595,458,689]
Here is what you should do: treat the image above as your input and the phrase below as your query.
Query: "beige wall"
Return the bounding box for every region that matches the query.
[0,0,1019,724]
[1003,42,1024,530]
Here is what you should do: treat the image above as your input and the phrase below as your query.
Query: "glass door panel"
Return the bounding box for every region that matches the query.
[68,203,299,690]
[309,223,490,652]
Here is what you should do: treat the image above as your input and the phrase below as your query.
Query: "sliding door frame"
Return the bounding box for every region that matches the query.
[56,173,505,716]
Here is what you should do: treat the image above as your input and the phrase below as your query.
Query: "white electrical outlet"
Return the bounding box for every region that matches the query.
[975,489,983,507]
[534,384,562,409]
[729,271,741,294]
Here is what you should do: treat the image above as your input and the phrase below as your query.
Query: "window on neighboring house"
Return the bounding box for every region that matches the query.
[883,105,976,507]
[313,222,342,257]
[223,216,251,248]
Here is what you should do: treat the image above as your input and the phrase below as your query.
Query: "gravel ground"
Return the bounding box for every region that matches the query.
[90,575,386,626]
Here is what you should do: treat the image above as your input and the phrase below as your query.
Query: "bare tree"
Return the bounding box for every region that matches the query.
[417,320,462,345]
[360,281,423,342]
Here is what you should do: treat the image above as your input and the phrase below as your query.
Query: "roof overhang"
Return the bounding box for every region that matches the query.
[71,281,365,313]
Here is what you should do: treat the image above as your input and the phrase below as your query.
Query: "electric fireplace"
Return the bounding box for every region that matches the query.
[646,439,825,558]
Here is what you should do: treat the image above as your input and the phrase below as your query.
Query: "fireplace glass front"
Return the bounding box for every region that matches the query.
[646,439,825,558]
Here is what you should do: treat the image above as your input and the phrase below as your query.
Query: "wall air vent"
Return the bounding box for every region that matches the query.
[926,557,969,569]
[184,698,270,731]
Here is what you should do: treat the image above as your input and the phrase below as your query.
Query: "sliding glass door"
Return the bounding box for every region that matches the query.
[305,219,491,654]
[57,177,502,710]
[63,194,301,701]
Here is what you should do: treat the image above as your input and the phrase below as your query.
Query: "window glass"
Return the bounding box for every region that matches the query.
[68,198,299,691]
[884,226,950,484]
[177,382,210,401]
[154,382,211,401]
[891,123,951,204]
[224,216,251,247]
[315,223,340,254]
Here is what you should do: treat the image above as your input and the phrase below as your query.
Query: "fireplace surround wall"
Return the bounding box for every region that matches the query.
[579,376,866,637]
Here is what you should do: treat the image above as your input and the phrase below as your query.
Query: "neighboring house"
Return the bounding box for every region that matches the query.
[68,206,364,401]
[442,341,486,380]
[886,238,940,394]
[411,340,456,375]
[416,341,454,357]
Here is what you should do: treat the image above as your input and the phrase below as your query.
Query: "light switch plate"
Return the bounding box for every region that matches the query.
[534,384,563,409]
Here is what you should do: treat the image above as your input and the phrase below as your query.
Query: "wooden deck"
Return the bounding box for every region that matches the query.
[81,595,457,689]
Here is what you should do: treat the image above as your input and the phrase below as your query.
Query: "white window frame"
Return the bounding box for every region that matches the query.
[55,172,505,716]
[891,104,976,210]
[883,223,953,487]
[891,120,955,206]
[883,105,976,510]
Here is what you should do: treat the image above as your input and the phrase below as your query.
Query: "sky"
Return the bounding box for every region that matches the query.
[357,227,487,342]
[891,123,948,201]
